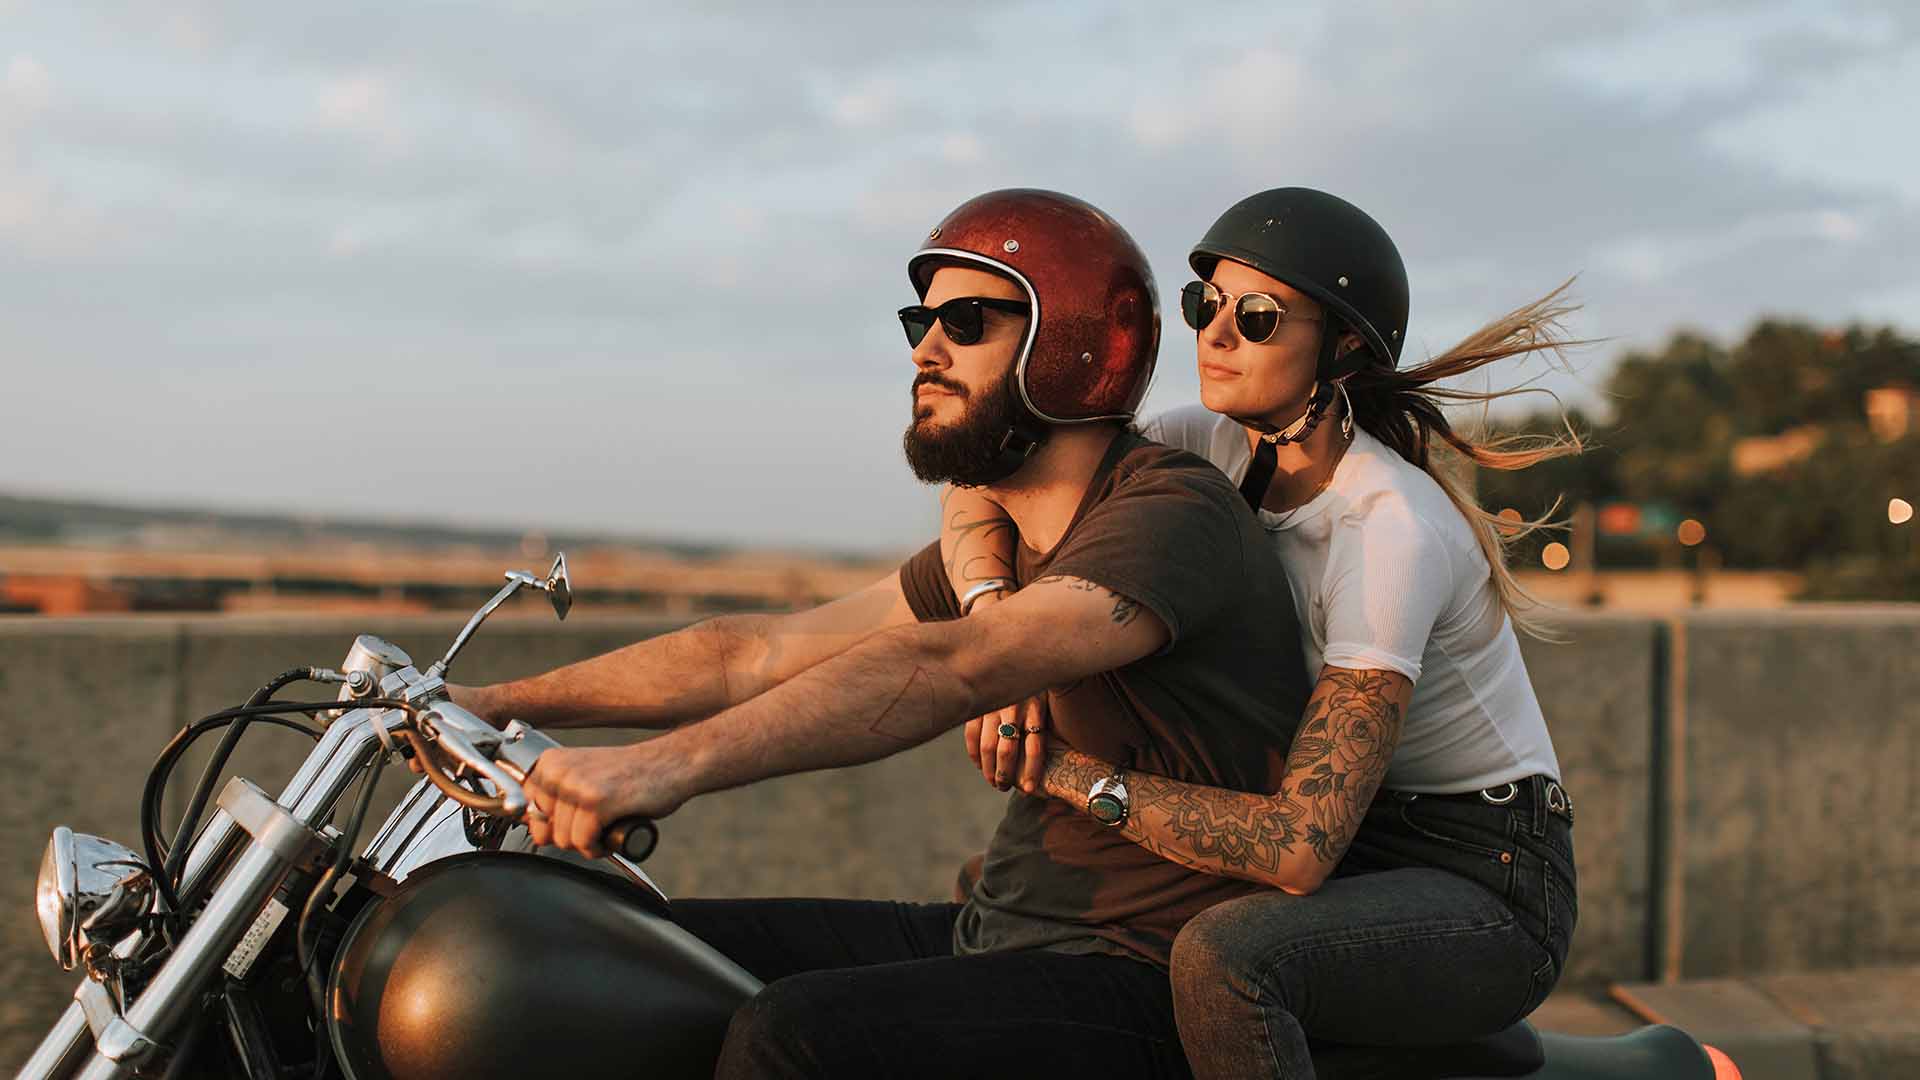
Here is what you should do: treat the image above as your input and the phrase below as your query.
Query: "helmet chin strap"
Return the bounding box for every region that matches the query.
[956,372,1051,488]
[1233,320,1347,446]
[969,411,1049,487]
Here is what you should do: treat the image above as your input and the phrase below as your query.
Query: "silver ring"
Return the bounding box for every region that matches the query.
[1480,782,1519,806]
[996,722,1019,740]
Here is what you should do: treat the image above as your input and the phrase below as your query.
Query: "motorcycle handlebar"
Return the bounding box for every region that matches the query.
[404,705,660,863]
[605,817,658,862]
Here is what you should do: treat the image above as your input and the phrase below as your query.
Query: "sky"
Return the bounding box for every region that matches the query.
[2,0,1916,553]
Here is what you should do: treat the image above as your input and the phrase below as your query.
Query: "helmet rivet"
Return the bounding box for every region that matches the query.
[1081,352,1093,363]
[1003,239,1020,253]
[1391,329,1400,339]
[929,227,941,240]
[1337,276,1350,287]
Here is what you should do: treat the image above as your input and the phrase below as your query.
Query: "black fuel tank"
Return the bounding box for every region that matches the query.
[327,852,761,1080]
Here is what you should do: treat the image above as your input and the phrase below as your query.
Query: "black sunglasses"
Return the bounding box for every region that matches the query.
[1180,280,1320,344]
[898,296,1030,347]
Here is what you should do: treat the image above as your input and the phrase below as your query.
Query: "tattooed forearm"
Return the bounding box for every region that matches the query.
[1040,747,1307,881]
[1130,771,1307,874]
[870,666,937,745]
[1036,668,1405,892]
[1286,669,1405,864]
[1041,745,1105,799]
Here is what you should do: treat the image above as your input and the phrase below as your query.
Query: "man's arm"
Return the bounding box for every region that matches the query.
[523,573,1168,853]
[457,570,916,730]
[1040,667,1410,896]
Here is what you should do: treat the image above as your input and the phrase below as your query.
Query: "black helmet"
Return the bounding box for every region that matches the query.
[1190,187,1409,381]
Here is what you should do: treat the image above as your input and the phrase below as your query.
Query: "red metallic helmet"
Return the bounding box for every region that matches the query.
[909,189,1160,424]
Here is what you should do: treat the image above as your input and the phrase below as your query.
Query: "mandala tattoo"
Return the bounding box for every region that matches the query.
[1134,779,1308,872]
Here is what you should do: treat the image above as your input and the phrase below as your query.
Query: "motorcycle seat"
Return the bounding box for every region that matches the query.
[1309,1021,1544,1078]
[1309,1022,1715,1079]
[1526,1024,1713,1079]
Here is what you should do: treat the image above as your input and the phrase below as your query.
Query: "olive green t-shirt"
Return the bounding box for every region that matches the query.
[899,430,1311,967]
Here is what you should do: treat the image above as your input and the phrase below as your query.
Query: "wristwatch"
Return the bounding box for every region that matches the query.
[1087,770,1129,828]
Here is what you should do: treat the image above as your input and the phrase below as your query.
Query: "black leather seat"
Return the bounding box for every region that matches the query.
[1309,1021,1542,1078]
[1307,1020,1714,1079]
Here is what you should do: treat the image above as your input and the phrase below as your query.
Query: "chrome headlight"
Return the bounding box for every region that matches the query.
[35,827,76,967]
[35,827,153,970]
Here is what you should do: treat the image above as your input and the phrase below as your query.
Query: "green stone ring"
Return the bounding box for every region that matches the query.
[996,721,1020,740]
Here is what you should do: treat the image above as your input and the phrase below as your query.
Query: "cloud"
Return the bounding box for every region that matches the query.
[2,0,1917,550]
[1595,207,1870,284]
[4,53,50,108]
[314,72,383,128]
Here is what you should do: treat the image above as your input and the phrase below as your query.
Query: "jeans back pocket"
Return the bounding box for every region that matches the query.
[1389,796,1518,905]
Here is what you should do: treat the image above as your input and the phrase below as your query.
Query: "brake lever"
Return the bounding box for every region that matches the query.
[493,725,660,863]
[431,727,527,816]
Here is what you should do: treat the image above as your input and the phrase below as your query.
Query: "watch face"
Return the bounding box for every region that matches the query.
[1089,793,1125,825]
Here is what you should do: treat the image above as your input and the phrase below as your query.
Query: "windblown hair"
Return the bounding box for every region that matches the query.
[1342,281,1587,640]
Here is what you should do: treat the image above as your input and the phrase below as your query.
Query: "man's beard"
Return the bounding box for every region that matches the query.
[902,369,1024,487]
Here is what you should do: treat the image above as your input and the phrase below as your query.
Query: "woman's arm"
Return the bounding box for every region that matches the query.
[1041,666,1411,895]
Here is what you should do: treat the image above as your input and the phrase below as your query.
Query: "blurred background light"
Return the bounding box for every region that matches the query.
[1542,542,1572,571]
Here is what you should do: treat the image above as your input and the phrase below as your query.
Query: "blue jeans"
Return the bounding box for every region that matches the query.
[1171,776,1578,1080]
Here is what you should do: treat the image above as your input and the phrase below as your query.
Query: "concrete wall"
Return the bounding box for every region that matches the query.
[2,608,1915,1065]
[1670,610,1920,979]
[1518,616,1662,986]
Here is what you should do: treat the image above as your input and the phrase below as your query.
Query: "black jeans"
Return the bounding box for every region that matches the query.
[670,898,1194,1079]
[1170,776,1578,1080]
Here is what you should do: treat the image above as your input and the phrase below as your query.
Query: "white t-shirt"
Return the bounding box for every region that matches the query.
[1143,405,1561,793]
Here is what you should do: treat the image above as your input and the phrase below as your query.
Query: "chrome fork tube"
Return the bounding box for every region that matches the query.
[13,1007,90,1080]
[17,710,391,1080]
[68,714,395,1080]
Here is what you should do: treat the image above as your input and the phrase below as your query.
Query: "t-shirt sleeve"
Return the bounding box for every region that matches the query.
[1139,405,1213,455]
[1318,495,1453,681]
[898,540,962,622]
[1043,467,1246,648]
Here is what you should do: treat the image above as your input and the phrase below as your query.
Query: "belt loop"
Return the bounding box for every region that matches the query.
[1527,775,1547,838]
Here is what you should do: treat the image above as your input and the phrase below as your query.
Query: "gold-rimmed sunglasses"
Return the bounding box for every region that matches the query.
[1180,280,1320,343]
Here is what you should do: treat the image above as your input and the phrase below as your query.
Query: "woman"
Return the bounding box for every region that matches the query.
[941,188,1581,1078]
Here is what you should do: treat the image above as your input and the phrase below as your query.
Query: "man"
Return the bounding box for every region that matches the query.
[455,189,1312,1077]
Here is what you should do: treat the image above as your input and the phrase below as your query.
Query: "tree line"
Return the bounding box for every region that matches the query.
[1473,320,1920,601]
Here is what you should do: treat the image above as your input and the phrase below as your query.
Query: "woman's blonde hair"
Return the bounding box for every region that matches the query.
[1342,281,1587,640]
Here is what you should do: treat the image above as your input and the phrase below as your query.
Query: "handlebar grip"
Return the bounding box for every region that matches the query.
[604,817,658,862]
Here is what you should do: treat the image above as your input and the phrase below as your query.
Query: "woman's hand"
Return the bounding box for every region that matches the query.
[965,695,1051,793]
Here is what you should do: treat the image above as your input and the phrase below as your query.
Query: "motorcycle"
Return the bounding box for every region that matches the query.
[14,556,1742,1079]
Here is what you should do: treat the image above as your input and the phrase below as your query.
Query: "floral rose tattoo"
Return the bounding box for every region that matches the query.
[1287,669,1403,862]
[1043,668,1405,884]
